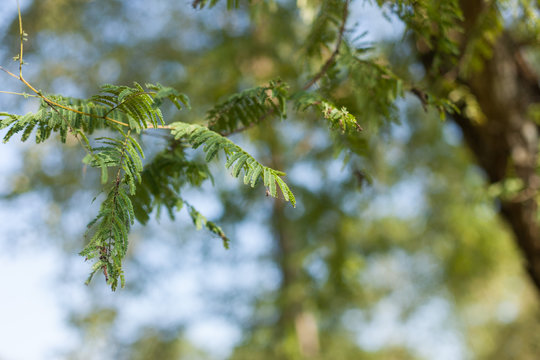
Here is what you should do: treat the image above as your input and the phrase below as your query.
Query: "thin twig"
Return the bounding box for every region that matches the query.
[303,0,350,90]
[17,68,132,127]
[0,90,38,97]
[17,0,23,76]
[0,1,141,158]
[0,65,19,79]
[0,4,132,128]
[410,87,428,111]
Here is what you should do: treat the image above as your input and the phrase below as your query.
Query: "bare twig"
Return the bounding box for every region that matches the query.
[0,65,19,79]
[410,87,428,111]
[303,0,350,91]
[0,3,133,128]
[0,90,38,97]
[17,0,25,77]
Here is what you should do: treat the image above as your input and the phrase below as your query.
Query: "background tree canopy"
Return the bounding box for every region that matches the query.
[2,0,540,359]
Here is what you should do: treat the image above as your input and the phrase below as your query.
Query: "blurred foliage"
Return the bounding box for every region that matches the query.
[1,0,540,359]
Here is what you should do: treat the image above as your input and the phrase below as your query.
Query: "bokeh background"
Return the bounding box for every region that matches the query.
[1,1,539,359]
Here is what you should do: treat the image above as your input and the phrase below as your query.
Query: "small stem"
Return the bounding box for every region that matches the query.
[0,66,19,80]
[0,90,38,97]
[303,0,350,90]
[4,3,133,128]
[17,0,23,77]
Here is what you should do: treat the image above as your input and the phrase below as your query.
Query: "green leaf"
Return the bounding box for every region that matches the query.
[170,122,295,207]
[207,80,289,134]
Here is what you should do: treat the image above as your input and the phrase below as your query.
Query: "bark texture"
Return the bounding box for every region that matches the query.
[446,1,540,292]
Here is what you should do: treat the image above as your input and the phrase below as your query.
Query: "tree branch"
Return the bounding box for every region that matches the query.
[303,0,349,90]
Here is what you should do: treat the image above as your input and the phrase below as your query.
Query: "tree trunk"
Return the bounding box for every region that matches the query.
[439,1,540,293]
[268,129,320,358]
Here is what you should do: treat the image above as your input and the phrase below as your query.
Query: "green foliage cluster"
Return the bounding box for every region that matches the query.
[337,44,405,124]
[207,79,288,134]
[131,143,229,247]
[1,71,321,289]
[293,91,362,133]
[304,0,348,57]
[379,0,464,71]
[0,82,197,289]
[171,122,296,206]
[0,80,297,289]
[0,82,189,143]
[1,96,112,144]
[81,179,133,290]
[0,0,444,292]
[131,145,211,224]
[5,0,540,358]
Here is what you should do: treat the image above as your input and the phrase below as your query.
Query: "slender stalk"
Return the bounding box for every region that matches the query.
[303,0,350,90]
[17,0,23,77]
[0,90,37,97]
